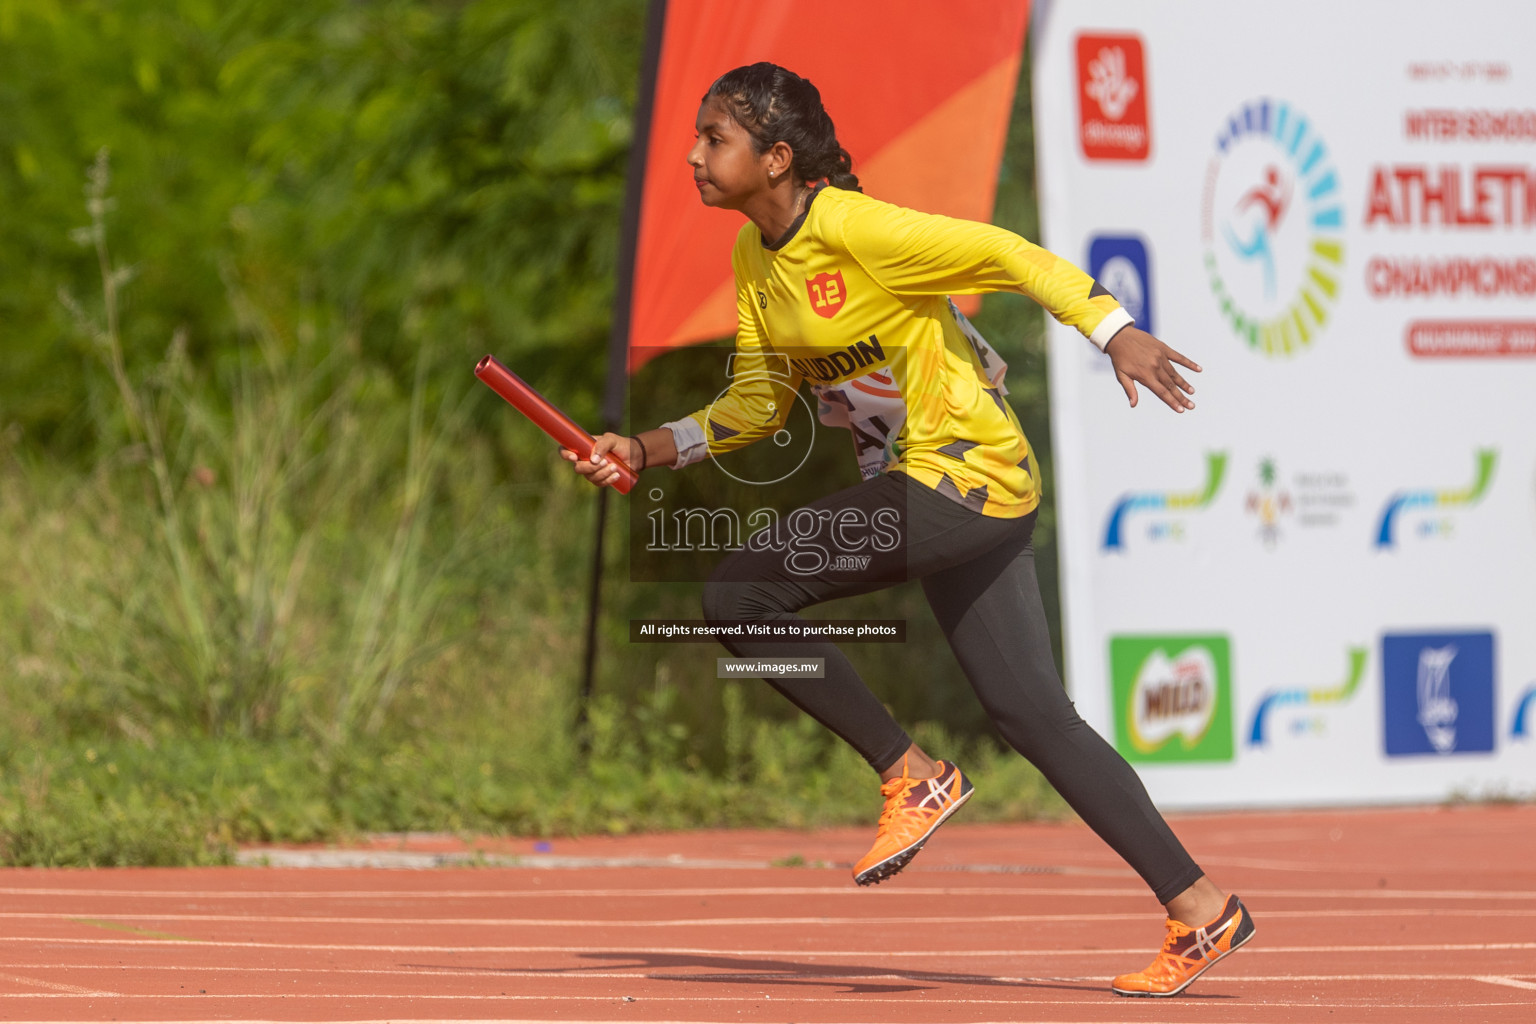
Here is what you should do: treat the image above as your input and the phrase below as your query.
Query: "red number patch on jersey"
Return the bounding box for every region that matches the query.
[806,271,847,319]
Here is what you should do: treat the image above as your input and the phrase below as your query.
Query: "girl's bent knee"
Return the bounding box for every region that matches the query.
[701,579,747,627]
[703,576,792,626]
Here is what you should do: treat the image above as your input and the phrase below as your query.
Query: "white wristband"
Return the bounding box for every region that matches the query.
[661,418,708,469]
[1088,307,1135,352]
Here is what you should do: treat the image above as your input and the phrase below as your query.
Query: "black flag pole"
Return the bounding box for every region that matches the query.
[578,0,670,753]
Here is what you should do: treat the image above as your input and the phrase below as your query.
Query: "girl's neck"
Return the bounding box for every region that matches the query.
[747,179,815,247]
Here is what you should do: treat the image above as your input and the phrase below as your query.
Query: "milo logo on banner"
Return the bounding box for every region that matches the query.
[1110,636,1235,763]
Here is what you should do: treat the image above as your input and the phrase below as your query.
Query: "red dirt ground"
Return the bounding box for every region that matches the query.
[2,804,1533,1023]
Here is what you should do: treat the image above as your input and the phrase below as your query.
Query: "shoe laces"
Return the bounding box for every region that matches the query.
[876,773,920,830]
[1143,919,1199,979]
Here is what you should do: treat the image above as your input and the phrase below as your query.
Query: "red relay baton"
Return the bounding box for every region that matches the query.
[474,354,638,495]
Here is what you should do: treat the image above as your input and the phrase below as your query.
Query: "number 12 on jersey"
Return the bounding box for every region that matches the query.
[806,270,847,319]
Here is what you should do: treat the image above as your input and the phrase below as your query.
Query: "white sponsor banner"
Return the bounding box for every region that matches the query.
[1032,0,1536,808]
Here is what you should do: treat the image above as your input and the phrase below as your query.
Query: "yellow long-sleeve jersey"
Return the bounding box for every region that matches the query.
[664,187,1132,518]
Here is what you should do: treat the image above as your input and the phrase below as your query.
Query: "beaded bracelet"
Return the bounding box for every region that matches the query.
[628,434,648,471]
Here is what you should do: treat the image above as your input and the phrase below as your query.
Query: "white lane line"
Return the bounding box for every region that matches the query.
[0,1019,1247,1024]
[0,972,117,997]
[0,992,1531,1013]
[1476,975,1536,992]
[0,1019,1526,1024]
[4,936,1535,956]
[6,912,1149,928]
[11,964,1536,986]
[9,967,1027,986]
[0,1020,1317,1024]
[7,907,1536,927]
[21,970,1536,994]
[1193,855,1353,872]
[236,851,777,870]
[3,884,1534,901]
[0,1020,1203,1024]
[0,1020,1276,1024]
[0,885,1136,899]
[1244,974,1536,982]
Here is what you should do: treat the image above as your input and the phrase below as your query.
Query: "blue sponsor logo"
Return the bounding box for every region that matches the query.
[1247,647,1366,747]
[1088,235,1154,335]
[1102,452,1226,550]
[1382,632,1495,756]
[1374,449,1497,548]
[1512,685,1536,740]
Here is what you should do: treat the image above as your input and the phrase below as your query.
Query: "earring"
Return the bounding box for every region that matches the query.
[770,171,776,177]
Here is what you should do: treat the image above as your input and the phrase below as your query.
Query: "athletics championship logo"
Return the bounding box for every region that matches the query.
[1202,99,1345,357]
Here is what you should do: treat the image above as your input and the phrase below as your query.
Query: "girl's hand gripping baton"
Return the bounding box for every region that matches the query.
[474,354,638,495]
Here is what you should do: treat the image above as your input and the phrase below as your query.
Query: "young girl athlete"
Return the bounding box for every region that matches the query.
[567,63,1254,998]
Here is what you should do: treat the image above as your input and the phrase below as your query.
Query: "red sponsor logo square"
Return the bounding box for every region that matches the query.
[1076,32,1151,161]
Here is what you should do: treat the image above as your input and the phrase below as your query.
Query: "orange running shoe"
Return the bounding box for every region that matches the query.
[1111,894,1255,997]
[852,759,973,886]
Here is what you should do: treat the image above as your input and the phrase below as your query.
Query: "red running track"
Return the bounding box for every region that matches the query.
[1,804,1533,1023]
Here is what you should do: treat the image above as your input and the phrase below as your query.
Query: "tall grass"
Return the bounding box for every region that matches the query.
[39,150,467,743]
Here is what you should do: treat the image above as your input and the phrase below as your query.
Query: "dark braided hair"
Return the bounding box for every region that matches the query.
[703,63,862,192]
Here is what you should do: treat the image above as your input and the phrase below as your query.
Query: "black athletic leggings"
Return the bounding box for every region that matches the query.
[702,471,1203,905]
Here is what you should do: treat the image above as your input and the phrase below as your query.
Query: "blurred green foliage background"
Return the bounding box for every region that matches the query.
[3,0,640,442]
[0,0,1066,864]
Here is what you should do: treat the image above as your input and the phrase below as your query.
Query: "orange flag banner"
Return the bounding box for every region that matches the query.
[622,0,1032,370]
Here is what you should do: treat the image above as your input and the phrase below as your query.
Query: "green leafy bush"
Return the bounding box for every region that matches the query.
[0,3,1073,866]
